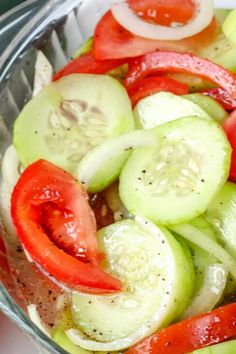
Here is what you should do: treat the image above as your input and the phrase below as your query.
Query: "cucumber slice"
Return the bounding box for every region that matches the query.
[183,94,227,124]
[13,74,134,173]
[206,182,236,259]
[166,73,214,92]
[170,224,236,280]
[134,92,211,129]
[68,217,194,351]
[191,340,236,354]
[76,129,157,193]
[52,310,111,354]
[222,9,236,47]
[73,38,93,58]
[119,117,231,225]
[199,31,236,73]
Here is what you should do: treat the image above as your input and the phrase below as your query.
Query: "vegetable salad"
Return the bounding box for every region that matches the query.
[1,1,236,353]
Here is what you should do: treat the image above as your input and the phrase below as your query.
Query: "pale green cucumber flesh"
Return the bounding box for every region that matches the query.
[119,117,231,225]
[206,182,236,259]
[13,74,134,173]
[191,340,236,354]
[76,129,157,193]
[199,31,236,73]
[183,94,227,124]
[222,9,236,46]
[71,218,194,346]
[134,92,211,129]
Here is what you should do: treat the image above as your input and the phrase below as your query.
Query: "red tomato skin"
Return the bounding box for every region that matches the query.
[128,0,195,26]
[53,53,126,81]
[11,160,121,294]
[126,303,236,354]
[203,88,236,111]
[127,76,189,107]
[223,110,236,181]
[125,51,236,99]
[94,11,217,60]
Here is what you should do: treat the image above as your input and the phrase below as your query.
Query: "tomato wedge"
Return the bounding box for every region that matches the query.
[125,51,236,99]
[203,87,236,111]
[126,76,189,107]
[11,159,121,294]
[0,235,8,275]
[94,11,216,60]
[128,0,195,27]
[53,53,126,81]
[126,303,236,354]
[223,109,236,182]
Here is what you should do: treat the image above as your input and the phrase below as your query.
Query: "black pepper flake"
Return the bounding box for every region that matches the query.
[99,332,103,336]
[88,301,92,304]
[34,130,38,134]
[142,170,146,173]
[93,329,97,333]
[201,179,205,183]
[16,245,23,253]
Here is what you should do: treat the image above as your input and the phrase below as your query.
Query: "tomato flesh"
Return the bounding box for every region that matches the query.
[53,53,127,81]
[203,88,236,111]
[94,11,216,60]
[126,303,236,354]
[125,51,236,99]
[126,76,189,107]
[11,159,121,293]
[128,0,195,26]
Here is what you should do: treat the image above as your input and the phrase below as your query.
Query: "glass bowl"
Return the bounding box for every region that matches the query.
[0,0,235,353]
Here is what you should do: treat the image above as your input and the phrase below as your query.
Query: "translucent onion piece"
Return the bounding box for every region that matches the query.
[27,304,51,337]
[182,264,227,319]
[171,224,236,280]
[0,145,21,236]
[111,0,214,40]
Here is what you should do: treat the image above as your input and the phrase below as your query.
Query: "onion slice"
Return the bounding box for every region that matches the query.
[110,0,214,41]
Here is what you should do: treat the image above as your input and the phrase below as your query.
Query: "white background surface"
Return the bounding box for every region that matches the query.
[1,0,236,354]
[0,312,38,354]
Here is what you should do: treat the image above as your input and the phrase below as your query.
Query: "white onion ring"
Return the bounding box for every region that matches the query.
[111,0,214,40]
